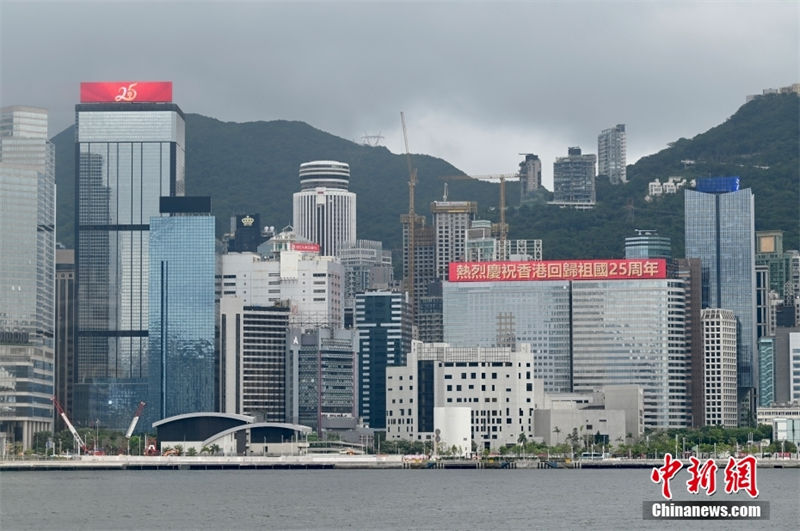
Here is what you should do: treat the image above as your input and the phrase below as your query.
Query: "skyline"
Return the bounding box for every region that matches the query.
[1,1,798,189]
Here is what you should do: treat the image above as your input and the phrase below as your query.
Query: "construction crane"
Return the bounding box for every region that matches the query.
[51,396,88,455]
[400,112,424,319]
[439,172,520,257]
[125,401,146,439]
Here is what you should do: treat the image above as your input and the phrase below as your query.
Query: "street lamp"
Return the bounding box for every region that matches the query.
[95,419,100,454]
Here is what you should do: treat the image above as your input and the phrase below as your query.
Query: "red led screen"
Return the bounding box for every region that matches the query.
[80,82,173,103]
[448,259,667,282]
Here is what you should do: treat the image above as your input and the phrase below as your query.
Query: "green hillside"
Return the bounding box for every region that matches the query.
[507,92,799,258]
[53,93,798,258]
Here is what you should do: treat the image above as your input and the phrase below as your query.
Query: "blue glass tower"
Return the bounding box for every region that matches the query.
[685,178,756,424]
[147,197,215,427]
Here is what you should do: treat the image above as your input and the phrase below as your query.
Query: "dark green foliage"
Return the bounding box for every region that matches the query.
[53,94,798,256]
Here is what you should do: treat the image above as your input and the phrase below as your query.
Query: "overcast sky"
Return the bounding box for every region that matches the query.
[1,1,797,189]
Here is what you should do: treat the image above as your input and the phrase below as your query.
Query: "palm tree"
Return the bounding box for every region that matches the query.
[553,426,561,445]
[517,433,527,457]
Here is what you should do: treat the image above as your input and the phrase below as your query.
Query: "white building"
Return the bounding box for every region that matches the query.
[791,332,800,402]
[220,249,344,328]
[701,308,738,427]
[597,124,626,185]
[0,106,55,450]
[432,201,477,281]
[292,160,356,257]
[385,341,536,452]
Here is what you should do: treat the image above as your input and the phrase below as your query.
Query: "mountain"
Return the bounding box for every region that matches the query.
[506,92,799,258]
[52,116,498,251]
[53,93,798,258]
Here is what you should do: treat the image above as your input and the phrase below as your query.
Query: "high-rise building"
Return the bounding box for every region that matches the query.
[758,337,775,407]
[675,258,704,427]
[551,147,596,208]
[220,247,344,328]
[402,217,436,331]
[0,106,55,450]
[572,278,691,429]
[443,279,572,393]
[355,292,411,429]
[598,124,627,185]
[432,201,477,281]
[685,177,756,424]
[701,309,738,427]
[625,229,671,259]
[147,197,215,427]
[338,239,393,306]
[226,213,267,253]
[219,298,289,419]
[518,153,542,202]
[773,327,800,404]
[286,326,358,432]
[293,160,356,257]
[54,249,76,431]
[74,81,184,429]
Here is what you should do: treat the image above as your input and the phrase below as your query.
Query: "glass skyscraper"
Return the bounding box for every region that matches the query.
[443,280,572,393]
[685,178,756,423]
[74,89,185,429]
[0,106,55,450]
[572,279,691,429]
[147,197,215,428]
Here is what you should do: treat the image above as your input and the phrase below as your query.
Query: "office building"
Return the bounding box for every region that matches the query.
[572,278,691,429]
[519,153,542,202]
[675,258,704,427]
[355,292,411,429]
[74,81,184,429]
[219,298,290,419]
[759,337,775,407]
[385,341,536,451]
[598,124,627,185]
[226,213,267,253]
[292,160,356,257]
[443,278,572,393]
[432,201,477,281]
[685,177,756,424]
[220,246,345,328]
[286,326,358,433]
[147,197,215,427]
[0,106,55,450]
[54,250,76,431]
[625,229,671,259]
[701,309,738,427]
[401,217,436,329]
[338,239,393,306]
[551,147,596,208]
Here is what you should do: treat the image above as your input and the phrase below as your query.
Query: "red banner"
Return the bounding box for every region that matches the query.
[291,242,320,253]
[80,82,173,103]
[449,259,667,282]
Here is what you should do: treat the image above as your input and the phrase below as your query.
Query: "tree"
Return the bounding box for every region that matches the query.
[186,447,198,456]
[174,444,184,456]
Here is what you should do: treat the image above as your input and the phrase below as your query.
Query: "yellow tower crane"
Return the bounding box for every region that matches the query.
[400,112,424,318]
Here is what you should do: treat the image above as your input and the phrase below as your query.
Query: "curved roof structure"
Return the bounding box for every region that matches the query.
[203,422,312,446]
[152,412,254,428]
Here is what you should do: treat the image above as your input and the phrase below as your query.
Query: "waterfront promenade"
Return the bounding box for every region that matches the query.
[2,455,798,471]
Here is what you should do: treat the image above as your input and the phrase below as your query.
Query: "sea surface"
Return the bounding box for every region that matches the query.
[1,468,798,530]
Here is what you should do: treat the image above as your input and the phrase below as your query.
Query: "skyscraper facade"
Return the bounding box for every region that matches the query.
[597,124,627,185]
[355,291,411,429]
[293,160,356,257]
[572,279,691,429]
[551,147,596,208]
[54,249,76,431]
[338,239,393,306]
[518,153,542,202]
[701,308,738,427]
[0,106,55,450]
[685,177,756,423]
[624,230,671,259]
[432,201,476,281]
[74,81,184,429]
[147,197,215,427]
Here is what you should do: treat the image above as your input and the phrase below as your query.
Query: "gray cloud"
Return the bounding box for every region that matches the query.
[2,1,797,188]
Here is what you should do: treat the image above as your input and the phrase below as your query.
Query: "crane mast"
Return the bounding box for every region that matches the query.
[125,401,146,439]
[400,112,420,321]
[51,396,88,455]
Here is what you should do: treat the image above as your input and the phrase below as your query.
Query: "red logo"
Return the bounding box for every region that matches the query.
[651,454,760,500]
[80,82,173,103]
[651,453,683,500]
